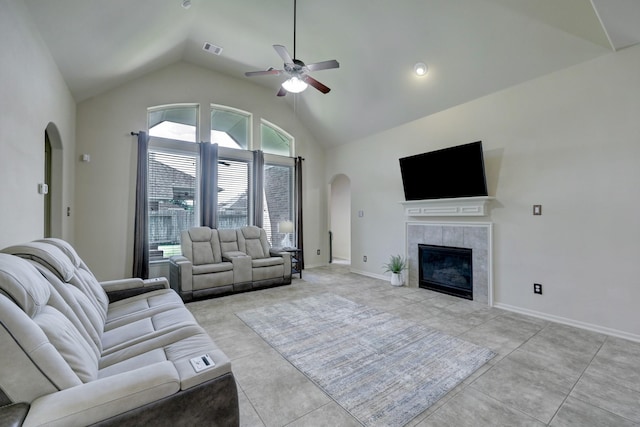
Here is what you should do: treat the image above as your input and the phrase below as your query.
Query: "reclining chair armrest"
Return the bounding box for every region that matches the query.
[269,249,290,258]
[169,255,193,298]
[101,277,169,291]
[101,277,169,303]
[223,252,251,284]
[221,251,247,261]
[270,250,292,280]
[23,362,180,427]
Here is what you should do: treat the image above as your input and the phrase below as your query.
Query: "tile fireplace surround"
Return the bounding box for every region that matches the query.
[406,222,492,305]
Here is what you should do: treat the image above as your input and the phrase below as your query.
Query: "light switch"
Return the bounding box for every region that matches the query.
[533,205,542,216]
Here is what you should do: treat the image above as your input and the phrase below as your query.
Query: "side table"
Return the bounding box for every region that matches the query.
[278,248,302,279]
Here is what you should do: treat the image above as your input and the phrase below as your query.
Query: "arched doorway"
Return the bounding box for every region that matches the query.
[44,123,63,238]
[329,174,351,264]
[44,131,52,237]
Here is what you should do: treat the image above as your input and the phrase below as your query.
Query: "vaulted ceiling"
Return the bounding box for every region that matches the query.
[24,0,640,147]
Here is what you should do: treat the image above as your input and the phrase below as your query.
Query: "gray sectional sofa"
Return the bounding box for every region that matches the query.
[0,238,238,426]
[169,225,292,301]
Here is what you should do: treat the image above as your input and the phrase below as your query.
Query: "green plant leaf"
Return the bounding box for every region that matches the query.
[382,254,407,273]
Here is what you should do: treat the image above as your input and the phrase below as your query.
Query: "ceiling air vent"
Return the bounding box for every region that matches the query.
[202,42,223,55]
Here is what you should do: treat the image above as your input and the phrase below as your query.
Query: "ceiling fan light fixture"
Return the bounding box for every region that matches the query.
[414,62,428,76]
[281,76,308,93]
[244,0,338,96]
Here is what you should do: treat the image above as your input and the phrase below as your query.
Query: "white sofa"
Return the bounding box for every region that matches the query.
[0,239,239,426]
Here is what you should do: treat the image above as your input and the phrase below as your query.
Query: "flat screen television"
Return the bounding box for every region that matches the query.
[399,141,488,200]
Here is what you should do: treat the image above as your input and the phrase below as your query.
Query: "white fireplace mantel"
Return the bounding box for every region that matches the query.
[400,196,495,217]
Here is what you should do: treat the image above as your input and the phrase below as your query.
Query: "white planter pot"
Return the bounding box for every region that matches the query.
[390,272,404,287]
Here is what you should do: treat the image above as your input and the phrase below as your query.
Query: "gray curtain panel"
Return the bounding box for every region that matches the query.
[133,131,149,279]
[252,150,264,228]
[295,156,304,269]
[200,142,219,228]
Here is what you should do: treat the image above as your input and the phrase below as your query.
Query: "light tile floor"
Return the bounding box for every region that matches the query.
[187,263,640,427]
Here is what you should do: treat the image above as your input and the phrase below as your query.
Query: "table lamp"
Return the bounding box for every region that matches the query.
[278,220,295,249]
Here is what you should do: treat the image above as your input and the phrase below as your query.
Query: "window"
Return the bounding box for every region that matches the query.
[211,106,251,149]
[147,105,199,261]
[263,161,294,246]
[261,120,293,156]
[148,149,198,261]
[149,105,198,142]
[210,107,252,229]
[217,158,251,229]
[146,104,296,260]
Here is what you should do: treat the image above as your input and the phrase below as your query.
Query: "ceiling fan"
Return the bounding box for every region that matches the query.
[244,0,339,96]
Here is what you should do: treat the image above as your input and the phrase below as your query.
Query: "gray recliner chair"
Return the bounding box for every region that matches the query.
[237,226,292,289]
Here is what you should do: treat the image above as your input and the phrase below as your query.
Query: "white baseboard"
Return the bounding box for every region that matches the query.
[304,265,389,281]
[349,269,388,281]
[305,265,639,343]
[303,263,325,269]
[494,302,640,343]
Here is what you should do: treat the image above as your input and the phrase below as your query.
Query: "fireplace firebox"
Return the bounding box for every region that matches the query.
[419,244,473,300]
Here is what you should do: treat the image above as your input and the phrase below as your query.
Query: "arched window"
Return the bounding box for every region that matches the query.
[144,104,296,261]
[211,105,251,149]
[148,104,198,142]
[260,121,295,244]
[261,119,294,156]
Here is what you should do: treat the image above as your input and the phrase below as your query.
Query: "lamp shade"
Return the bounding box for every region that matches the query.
[281,77,308,93]
[278,220,294,233]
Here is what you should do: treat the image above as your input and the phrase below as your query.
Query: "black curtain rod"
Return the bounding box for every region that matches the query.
[130,131,139,136]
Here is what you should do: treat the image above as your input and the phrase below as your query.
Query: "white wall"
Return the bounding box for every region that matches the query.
[330,174,351,260]
[75,62,326,280]
[0,0,76,248]
[326,45,640,339]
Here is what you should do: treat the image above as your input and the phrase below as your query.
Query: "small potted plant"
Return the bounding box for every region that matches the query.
[383,254,408,286]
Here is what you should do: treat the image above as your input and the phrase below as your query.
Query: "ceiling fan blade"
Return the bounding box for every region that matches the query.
[305,59,340,72]
[277,87,287,97]
[245,69,282,77]
[273,45,294,64]
[302,75,331,94]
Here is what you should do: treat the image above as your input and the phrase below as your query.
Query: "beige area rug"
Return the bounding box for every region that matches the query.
[237,293,495,427]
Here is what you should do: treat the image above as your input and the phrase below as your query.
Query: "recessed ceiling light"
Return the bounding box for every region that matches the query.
[181,0,192,9]
[414,62,428,76]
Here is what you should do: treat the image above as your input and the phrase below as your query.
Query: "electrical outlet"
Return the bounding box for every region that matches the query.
[316,249,320,255]
[363,256,367,262]
[533,283,542,294]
